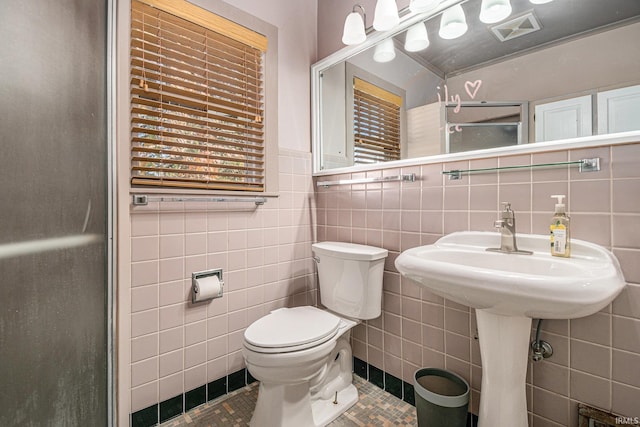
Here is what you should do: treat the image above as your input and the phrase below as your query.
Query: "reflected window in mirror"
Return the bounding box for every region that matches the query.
[353,78,402,165]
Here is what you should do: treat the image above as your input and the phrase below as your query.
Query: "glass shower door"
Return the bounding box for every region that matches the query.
[0,0,110,425]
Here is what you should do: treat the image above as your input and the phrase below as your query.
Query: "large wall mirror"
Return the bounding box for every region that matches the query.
[312,0,640,173]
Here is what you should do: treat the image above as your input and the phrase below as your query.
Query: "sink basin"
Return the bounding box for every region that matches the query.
[395,231,626,318]
[396,231,626,427]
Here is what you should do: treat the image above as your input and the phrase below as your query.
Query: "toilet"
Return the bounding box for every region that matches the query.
[242,241,388,427]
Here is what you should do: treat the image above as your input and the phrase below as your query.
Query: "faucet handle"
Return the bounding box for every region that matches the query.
[499,202,514,221]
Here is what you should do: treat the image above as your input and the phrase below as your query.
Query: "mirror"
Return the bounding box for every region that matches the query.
[313,0,640,172]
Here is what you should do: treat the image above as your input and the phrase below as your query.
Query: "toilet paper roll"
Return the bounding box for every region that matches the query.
[192,275,223,303]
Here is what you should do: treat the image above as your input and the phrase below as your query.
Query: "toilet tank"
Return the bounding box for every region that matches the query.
[312,242,388,320]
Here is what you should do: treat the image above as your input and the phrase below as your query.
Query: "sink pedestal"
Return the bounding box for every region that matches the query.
[476,310,531,427]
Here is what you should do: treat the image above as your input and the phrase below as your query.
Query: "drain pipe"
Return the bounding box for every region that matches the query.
[530,319,553,362]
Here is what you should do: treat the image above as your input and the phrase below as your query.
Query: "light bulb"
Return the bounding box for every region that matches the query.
[373,38,396,63]
[409,0,441,13]
[479,0,512,24]
[342,11,366,45]
[439,4,468,40]
[373,0,400,32]
[404,22,430,52]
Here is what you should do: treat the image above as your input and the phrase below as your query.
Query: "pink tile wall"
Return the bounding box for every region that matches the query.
[316,142,640,425]
[128,150,316,413]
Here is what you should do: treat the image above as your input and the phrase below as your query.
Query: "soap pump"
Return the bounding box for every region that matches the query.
[550,194,571,257]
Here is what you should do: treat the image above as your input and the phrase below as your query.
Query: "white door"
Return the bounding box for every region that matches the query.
[534,95,593,142]
[597,84,640,134]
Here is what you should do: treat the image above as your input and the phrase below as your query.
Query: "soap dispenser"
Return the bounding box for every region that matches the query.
[550,195,571,257]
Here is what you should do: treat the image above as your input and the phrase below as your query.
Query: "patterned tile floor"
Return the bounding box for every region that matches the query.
[161,375,418,427]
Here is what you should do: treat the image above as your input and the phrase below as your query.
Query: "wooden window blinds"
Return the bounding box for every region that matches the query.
[353,77,402,165]
[130,0,268,191]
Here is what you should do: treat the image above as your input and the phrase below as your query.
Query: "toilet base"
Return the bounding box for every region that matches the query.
[312,383,358,427]
[248,381,357,427]
[249,381,314,427]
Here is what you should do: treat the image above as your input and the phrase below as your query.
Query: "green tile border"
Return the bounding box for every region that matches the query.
[131,403,158,427]
[159,395,183,423]
[132,359,479,426]
[131,368,246,426]
[207,376,227,402]
[185,385,206,412]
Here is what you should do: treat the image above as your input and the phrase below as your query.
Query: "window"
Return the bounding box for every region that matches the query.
[352,77,402,165]
[130,0,269,191]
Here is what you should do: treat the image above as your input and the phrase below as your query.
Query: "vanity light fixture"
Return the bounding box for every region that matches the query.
[409,0,441,13]
[373,38,396,62]
[439,4,468,39]
[404,22,430,52]
[342,4,367,45]
[479,0,512,24]
[373,0,400,31]
[529,0,553,3]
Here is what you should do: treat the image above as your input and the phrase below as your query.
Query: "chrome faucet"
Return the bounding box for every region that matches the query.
[487,202,532,255]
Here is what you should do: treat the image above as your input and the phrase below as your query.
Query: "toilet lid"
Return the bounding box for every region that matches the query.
[244,306,341,352]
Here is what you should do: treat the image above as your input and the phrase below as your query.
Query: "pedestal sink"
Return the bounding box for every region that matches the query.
[395,231,626,427]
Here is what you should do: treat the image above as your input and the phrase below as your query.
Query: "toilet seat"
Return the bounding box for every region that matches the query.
[244,306,341,354]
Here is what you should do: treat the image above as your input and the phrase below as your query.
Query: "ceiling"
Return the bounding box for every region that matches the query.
[396,0,640,77]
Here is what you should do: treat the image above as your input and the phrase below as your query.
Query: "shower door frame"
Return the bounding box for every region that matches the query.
[107,0,116,424]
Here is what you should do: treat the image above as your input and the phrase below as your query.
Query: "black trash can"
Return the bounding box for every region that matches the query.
[414,368,469,427]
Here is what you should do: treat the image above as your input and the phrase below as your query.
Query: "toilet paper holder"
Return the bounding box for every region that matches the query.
[191,268,224,303]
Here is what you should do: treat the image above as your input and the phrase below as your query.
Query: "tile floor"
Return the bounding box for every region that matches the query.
[160,375,418,427]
